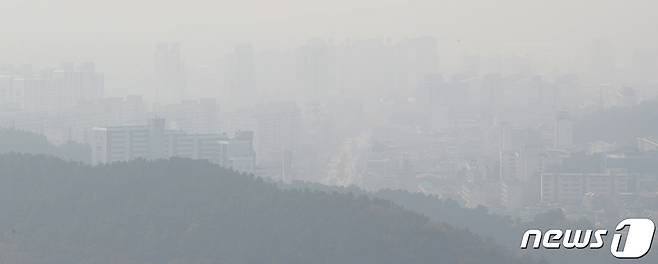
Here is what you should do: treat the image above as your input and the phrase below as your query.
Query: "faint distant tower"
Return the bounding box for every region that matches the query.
[481,74,503,123]
[398,36,438,91]
[154,42,186,103]
[588,39,617,83]
[53,62,104,106]
[554,111,573,149]
[599,85,606,110]
[296,39,334,98]
[620,87,638,107]
[255,102,301,182]
[226,44,255,104]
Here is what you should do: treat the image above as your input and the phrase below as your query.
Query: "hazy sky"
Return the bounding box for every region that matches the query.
[1,0,657,95]
[2,0,656,52]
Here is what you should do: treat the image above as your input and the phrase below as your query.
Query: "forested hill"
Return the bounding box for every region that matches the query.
[286,183,658,264]
[0,129,90,163]
[0,154,538,264]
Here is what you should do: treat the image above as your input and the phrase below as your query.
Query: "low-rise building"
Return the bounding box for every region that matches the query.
[90,119,255,173]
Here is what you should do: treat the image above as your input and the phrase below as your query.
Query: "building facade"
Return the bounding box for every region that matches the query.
[91,119,255,173]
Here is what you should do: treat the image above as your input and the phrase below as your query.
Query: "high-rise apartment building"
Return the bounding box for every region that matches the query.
[554,111,573,150]
[0,63,104,112]
[154,42,186,103]
[161,98,220,134]
[254,102,301,181]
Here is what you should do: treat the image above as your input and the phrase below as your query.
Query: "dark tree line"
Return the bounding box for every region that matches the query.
[0,153,539,264]
[287,182,657,264]
[0,129,90,164]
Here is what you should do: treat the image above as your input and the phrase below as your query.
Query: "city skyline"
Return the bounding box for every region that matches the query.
[1,1,658,263]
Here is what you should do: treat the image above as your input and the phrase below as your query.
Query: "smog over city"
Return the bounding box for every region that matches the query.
[0,0,657,263]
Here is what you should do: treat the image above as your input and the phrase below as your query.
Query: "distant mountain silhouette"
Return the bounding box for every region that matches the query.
[287,183,658,264]
[0,154,538,264]
[0,129,90,163]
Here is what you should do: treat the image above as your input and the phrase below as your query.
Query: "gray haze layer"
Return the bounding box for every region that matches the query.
[2,0,657,97]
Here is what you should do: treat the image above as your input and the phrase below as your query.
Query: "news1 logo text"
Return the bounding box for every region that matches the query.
[521,218,656,259]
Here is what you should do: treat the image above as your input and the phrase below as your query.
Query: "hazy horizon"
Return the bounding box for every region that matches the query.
[2,0,657,98]
[2,1,658,263]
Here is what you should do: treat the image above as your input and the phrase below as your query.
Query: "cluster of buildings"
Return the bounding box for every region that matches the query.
[337,70,658,221]
[0,58,302,179]
[90,118,255,173]
[540,147,658,209]
[0,61,308,179]
[3,39,658,223]
[0,57,261,175]
[0,62,104,112]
